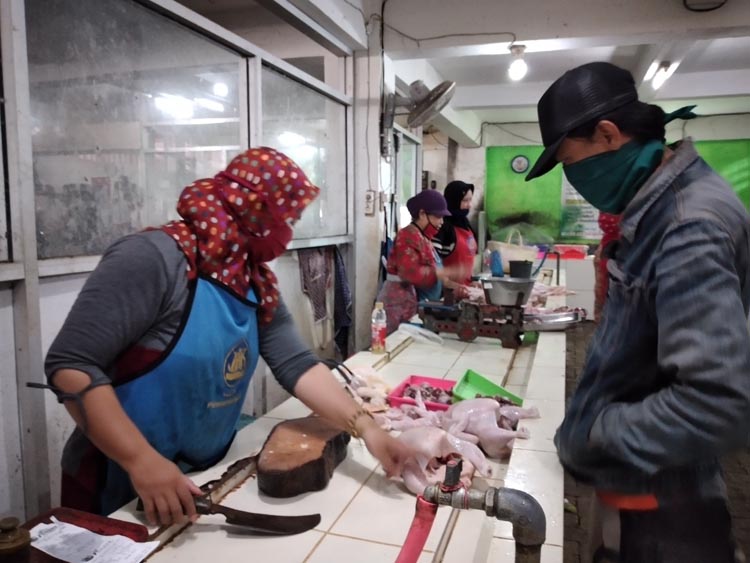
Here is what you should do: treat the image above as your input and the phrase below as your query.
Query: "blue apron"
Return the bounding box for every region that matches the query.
[416,248,444,302]
[101,277,259,514]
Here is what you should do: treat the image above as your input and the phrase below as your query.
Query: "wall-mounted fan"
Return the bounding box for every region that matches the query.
[382,79,456,130]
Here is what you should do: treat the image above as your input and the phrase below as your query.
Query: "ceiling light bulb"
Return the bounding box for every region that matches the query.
[508,45,528,81]
[508,58,528,81]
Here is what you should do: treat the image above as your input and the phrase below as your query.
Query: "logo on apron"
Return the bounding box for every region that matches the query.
[223,339,250,388]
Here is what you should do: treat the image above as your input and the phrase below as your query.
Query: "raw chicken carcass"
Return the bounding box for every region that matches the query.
[443,398,532,459]
[397,426,492,495]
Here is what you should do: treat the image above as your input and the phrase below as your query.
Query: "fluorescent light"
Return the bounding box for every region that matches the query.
[194,97,225,112]
[643,61,659,82]
[154,94,194,119]
[508,58,528,81]
[213,82,229,97]
[277,131,306,147]
[652,62,679,90]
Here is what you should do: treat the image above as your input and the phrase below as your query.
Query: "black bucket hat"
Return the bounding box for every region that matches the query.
[525,62,638,181]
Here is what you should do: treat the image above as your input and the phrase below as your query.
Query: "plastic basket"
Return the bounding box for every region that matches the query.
[387,375,456,411]
[452,369,523,405]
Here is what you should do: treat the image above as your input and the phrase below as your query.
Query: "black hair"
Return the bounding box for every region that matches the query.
[567,101,666,143]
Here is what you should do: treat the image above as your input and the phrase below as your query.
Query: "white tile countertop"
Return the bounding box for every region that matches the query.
[110,272,568,563]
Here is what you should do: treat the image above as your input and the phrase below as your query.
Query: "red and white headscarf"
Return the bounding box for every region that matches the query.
[160,147,320,324]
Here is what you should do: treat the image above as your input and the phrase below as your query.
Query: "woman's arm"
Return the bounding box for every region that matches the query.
[260,300,413,476]
[293,363,412,477]
[52,369,201,525]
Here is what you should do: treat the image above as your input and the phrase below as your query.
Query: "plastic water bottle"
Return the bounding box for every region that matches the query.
[490,250,504,277]
[482,247,492,274]
[371,302,387,354]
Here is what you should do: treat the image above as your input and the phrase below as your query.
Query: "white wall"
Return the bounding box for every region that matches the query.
[422,132,448,192]
[351,30,388,351]
[39,274,91,506]
[0,285,24,518]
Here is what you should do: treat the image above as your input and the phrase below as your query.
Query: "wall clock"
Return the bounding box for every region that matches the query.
[510,155,529,174]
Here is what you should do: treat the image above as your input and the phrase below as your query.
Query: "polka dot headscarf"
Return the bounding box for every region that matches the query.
[160,147,320,324]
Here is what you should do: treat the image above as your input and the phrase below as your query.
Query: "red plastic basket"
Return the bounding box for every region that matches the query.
[554,244,589,259]
[387,375,456,411]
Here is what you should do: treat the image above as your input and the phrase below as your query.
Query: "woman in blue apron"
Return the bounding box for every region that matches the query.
[42,147,412,525]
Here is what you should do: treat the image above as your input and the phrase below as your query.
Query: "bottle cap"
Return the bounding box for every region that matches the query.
[375,302,384,309]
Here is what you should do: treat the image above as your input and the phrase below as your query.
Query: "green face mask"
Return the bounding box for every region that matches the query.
[563,139,665,214]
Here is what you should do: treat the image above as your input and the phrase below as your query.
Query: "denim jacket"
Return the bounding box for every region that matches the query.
[555,140,750,501]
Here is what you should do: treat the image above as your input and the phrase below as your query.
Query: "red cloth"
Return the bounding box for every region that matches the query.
[160,147,319,324]
[594,213,621,320]
[442,226,477,285]
[387,224,439,288]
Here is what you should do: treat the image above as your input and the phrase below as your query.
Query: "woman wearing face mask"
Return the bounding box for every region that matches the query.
[527,62,750,562]
[431,180,478,286]
[377,189,465,334]
[41,147,413,525]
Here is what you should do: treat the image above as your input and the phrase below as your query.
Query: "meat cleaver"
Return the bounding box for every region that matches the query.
[137,494,321,535]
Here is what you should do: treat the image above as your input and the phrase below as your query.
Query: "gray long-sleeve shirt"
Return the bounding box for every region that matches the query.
[45,230,319,394]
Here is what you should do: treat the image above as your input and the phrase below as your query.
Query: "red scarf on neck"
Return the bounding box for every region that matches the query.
[160,147,319,324]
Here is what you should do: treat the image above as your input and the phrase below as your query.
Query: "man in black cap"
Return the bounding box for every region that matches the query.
[528,62,750,562]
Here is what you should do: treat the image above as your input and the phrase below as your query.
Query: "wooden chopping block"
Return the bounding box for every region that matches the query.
[257,416,351,498]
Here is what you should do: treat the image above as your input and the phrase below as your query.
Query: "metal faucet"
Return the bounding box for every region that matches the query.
[422,457,546,563]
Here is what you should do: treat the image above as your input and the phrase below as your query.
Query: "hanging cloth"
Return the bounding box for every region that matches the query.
[333,246,353,359]
[298,247,331,322]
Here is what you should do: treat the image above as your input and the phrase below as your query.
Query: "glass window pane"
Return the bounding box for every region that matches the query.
[27,0,243,258]
[261,67,347,239]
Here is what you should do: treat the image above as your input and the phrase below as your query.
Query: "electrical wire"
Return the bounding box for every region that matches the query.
[682,0,728,12]
[429,131,449,148]
[384,27,517,48]
[472,122,542,146]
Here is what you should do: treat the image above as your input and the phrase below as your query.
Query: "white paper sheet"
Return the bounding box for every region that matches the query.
[30,517,159,563]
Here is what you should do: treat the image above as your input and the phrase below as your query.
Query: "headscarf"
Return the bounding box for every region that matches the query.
[160,147,320,324]
[443,180,474,231]
[432,180,475,256]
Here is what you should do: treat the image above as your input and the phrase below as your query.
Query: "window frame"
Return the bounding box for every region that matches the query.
[0,0,353,280]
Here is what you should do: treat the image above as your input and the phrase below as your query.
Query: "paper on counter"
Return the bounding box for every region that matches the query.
[30,517,159,563]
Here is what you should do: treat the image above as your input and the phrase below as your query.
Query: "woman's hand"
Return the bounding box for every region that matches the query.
[436,264,468,284]
[358,417,414,478]
[126,449,203,526]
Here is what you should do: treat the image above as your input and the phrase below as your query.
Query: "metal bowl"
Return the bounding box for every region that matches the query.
[481,276,536,307]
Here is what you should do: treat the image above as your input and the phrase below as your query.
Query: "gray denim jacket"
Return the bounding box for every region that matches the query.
[555,139,750,501]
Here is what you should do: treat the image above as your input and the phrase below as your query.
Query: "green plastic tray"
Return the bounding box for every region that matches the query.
[452,369,523,406]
